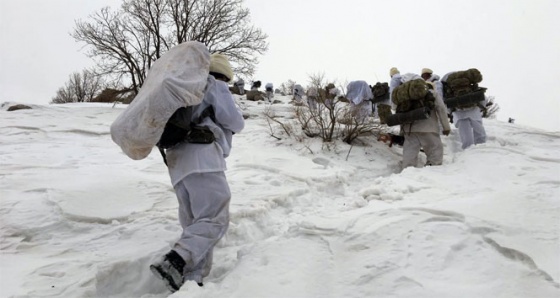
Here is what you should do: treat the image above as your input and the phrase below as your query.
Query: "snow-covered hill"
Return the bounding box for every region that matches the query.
[1,98,559,298]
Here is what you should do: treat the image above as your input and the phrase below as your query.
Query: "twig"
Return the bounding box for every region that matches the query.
[345,144,354,161]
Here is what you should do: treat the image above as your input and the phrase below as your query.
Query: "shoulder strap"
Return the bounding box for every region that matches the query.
[158,106,194,167]
[197,105,215,123]
[168,106,194,130]
[158,105,216,167]
[158,146,168,166]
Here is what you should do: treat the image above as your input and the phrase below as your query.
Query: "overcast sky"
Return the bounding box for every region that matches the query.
[1,0,559,131]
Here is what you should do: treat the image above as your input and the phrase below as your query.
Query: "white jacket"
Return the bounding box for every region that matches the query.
[426,74,444,99]
[389,74,402,96]
[402,90,451,134]
[166,76,245,186]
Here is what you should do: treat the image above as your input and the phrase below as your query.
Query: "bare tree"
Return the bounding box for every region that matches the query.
[51,69,104,103]
[73,0,268,95]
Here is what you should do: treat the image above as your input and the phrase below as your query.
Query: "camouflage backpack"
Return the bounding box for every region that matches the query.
[370,82,392,124]
[391,79,435,114]
[443,68,485,109]
[371,82,390,103]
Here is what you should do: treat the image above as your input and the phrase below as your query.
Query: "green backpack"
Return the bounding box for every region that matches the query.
[385,79,435,127]
[392,79,435,113]
[371,82,390,103]
[443,68,486,109]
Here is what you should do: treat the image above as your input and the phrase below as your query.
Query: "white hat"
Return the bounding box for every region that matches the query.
[210,53,233,83]
[421,68,433,75]
[390,67,400,77]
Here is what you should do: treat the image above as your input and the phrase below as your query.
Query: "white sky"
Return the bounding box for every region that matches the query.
[1,0,559,131]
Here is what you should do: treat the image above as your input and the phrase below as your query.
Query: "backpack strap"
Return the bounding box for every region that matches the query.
[158,146,168,166]
[158,105,216,167]
[167,106,194,130]
[197,106,215,123]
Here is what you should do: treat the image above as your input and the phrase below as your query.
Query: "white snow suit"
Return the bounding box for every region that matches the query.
[453,107,487,149]
[165,76,245,284]
[346,80,373,121]
[401,89,451,168]
[426,74,444,99]
[293,84,304,104]
[389,73,402,110]
[441,72,487,149]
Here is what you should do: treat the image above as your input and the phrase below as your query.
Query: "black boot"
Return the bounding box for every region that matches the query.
[150,250,186,292]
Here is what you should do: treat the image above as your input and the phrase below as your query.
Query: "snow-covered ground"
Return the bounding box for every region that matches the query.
[1,97,559,298]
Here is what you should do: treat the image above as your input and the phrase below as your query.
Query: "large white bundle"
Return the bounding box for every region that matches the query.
[110,41,210,160]
[346,80,372,105]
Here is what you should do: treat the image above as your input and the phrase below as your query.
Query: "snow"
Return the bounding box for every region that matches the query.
[1,98,559,298]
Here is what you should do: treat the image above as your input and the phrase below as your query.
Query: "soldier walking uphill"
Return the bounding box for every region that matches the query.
[150,53,245,292]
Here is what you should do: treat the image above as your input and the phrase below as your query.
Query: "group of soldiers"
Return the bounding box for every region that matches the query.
[229,67,489,169]
[229,79,274,102]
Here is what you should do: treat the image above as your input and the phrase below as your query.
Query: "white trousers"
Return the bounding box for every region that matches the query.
[456,118,486,149]
[173,171,231,283]
[402,132,444,168]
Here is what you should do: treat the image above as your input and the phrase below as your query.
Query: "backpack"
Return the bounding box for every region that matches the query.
[371,82,390,104]
[442,68,486,109]
[157,106,216,148]
[156,105,216,165]
[369,82,393,124]
[385,79,434,126]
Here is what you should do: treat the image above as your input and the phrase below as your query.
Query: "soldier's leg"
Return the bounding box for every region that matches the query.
[402,133,421,168]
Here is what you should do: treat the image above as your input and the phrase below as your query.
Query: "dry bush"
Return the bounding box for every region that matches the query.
[339,108,381,144]
[483,95,500,119]
[263,103,293,140]
[279,80,296,96]
[265,73,383,147]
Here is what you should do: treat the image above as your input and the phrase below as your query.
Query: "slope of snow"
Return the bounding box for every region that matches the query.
[1,98,558,298]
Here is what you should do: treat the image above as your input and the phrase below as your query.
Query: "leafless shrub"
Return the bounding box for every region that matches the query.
[300,73,340,142]
[263,73,384,151]
[340,108,381,144]
[279,80,296,96]
[483,95,500,119]
[263,104,292,139]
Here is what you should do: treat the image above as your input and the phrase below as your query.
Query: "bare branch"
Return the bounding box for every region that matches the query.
[72,0,269,95]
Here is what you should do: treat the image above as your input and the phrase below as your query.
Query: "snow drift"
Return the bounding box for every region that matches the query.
[1,98,559,298]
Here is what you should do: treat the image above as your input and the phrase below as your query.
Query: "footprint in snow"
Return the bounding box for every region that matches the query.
[312,157,330,168]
